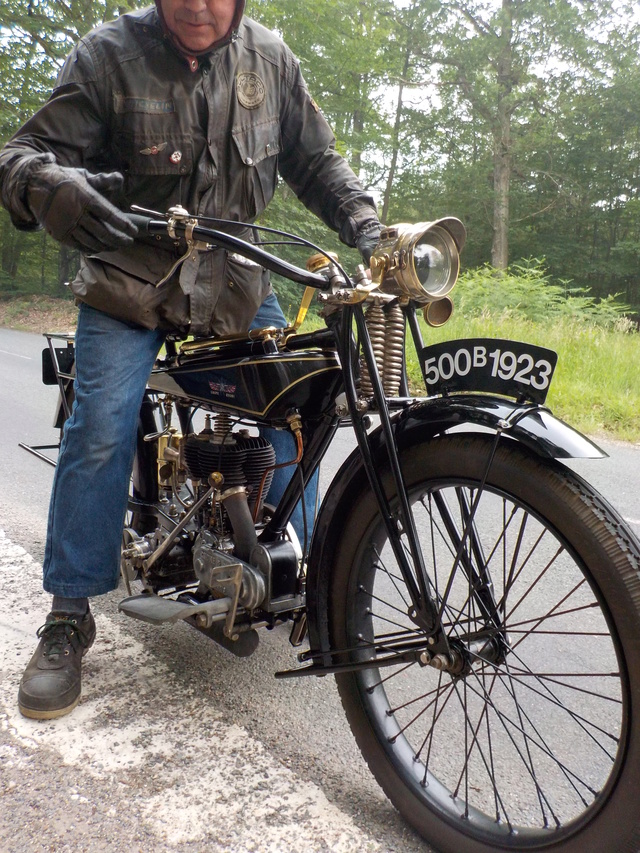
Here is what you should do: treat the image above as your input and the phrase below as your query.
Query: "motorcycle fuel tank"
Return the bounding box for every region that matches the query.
[148,340,343,424]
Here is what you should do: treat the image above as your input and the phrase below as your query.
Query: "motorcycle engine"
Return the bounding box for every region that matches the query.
[123,418,278,593]
[183,426,276,518]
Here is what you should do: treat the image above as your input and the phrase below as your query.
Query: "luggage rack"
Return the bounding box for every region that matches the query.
[19,331,76,468]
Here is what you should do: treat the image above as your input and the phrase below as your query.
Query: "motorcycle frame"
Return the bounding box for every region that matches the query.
[142,216,457,651]
[23,214,607,674]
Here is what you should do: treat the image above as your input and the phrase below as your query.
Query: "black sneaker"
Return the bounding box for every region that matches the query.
[18,610,96,720]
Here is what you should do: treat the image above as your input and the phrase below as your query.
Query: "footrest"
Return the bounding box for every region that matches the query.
[119,594,230,625]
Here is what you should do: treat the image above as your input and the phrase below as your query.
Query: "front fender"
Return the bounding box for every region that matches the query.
[305,394,606,655]
[394,394,606,460]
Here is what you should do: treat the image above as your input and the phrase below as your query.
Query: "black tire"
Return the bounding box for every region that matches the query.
[329,433,640,853]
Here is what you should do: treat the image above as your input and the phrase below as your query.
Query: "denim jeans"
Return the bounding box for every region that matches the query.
[43,303,165,596]
[250,292,320,552]
[43,293,318,597]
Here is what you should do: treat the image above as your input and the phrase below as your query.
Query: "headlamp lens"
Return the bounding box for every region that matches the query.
[414,227,455,297]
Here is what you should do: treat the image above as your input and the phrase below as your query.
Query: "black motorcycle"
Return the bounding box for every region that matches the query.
[25,206,640,853]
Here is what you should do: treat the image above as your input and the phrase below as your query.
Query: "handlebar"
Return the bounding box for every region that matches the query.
[124,212,334,291]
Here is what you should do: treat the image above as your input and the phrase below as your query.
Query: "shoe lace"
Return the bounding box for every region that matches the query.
[36,617,90,659]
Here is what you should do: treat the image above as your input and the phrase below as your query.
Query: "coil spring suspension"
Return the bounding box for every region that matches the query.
[382,302,405,395]
[360,300,405,398]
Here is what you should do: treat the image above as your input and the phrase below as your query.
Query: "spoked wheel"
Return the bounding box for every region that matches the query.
[330,434,640,852]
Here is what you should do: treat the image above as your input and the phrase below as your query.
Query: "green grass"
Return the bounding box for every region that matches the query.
[406,313,640,443]
[297,260,640,443]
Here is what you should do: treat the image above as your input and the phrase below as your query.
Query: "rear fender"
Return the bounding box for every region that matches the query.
[305,394,606,654]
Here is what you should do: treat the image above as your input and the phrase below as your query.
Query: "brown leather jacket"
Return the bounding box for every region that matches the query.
[0,6,379,336]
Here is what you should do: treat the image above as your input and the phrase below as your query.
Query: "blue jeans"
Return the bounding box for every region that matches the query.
[43,293,317,597]
[43,304,165,596]
[250,292,320,552]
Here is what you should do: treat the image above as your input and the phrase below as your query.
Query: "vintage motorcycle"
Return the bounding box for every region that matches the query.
[24,206,640,853]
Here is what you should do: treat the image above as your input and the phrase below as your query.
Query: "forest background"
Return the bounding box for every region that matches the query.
[2,0,640,308]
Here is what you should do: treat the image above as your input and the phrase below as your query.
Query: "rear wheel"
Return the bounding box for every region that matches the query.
[330,434,640,852]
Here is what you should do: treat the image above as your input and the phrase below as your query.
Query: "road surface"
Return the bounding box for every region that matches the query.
[0,327,638,853]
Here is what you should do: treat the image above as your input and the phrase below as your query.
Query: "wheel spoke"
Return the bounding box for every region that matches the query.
[335,436,634,847]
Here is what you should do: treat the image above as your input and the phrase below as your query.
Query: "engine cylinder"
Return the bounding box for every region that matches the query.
[183,428,276,515]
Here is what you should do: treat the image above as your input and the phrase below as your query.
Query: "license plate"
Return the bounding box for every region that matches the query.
[419,338,558,403]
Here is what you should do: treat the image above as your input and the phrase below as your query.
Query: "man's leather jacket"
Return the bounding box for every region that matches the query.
[0,6,379,336]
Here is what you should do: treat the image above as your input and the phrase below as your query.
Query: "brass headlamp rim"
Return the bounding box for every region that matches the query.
[370,218,466,305]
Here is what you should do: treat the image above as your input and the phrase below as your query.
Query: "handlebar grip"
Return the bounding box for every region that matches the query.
[124,213,154,234]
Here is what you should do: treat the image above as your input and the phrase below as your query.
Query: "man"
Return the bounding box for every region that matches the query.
[0,0,381,720]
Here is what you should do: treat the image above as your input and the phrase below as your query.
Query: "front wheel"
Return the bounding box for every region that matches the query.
[329,434,640,852]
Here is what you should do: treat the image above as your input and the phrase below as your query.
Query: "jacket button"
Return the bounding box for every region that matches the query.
[245,157,254,166]
[179,165,188,174]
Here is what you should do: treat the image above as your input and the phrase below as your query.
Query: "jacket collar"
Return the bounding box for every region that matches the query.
[154,0,244,71]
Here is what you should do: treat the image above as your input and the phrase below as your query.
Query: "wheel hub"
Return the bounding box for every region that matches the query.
[419,632,507,676]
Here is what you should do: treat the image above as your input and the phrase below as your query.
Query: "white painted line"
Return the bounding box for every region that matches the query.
[0,349,31,359]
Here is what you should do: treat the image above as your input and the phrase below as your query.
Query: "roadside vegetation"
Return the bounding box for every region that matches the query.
[405,263,640,443]
[2,261,638,443]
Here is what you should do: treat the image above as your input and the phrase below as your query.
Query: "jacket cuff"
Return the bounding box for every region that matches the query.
[338,206,381,247]
[1,151,55,230]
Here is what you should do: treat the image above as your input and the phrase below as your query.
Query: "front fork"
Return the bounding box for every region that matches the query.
[338,302,505,659]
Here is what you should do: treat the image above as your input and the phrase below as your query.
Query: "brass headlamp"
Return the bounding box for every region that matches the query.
[369,219,466,305]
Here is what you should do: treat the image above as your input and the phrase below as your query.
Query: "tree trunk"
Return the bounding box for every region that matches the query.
[381,2,419,224]
[492,120,511,269]
[1,226,22,287]
[381,77,405,225]
[351,106,363,176]
[491,0,514,270]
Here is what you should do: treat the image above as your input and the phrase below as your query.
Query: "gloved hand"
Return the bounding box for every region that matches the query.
[355,220,382,265]
[27,164,138,254]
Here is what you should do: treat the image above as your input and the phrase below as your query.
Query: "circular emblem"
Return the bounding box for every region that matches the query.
[237,72,266,110]
[169,150,182,164]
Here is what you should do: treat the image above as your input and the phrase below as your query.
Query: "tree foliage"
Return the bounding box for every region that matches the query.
[1,0,640,312]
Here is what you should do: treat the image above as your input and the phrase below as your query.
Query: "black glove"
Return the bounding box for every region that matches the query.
[27,164,138,253]
[355,220,382,265]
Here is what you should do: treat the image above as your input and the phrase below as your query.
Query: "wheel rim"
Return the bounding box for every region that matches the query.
[347,478,628,846]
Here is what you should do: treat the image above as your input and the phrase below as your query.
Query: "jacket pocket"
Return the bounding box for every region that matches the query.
[232,117,281,218]
[116,133,194,177]
[114,132,195,211]
[214,251,270,335]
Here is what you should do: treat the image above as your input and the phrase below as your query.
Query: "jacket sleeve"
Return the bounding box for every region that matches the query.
[277,52,379,247]
[0,41,108,231]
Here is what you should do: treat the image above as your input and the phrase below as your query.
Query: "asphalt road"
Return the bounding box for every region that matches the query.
[0,326,638,853]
